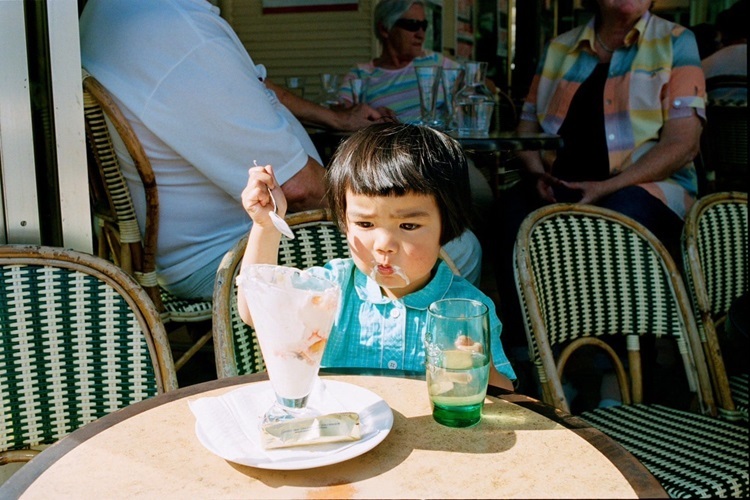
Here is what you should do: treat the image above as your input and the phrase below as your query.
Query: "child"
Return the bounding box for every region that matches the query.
[238,123,515,390]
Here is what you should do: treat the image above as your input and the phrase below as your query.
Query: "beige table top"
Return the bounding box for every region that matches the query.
[2,372,665,499]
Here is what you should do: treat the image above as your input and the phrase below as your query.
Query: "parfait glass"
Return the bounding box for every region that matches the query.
[415,65,443,128]
[237,264,341,425]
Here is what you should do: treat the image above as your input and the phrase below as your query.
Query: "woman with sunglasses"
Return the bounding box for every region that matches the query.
[337,0,461,123]
[336,0,496,289]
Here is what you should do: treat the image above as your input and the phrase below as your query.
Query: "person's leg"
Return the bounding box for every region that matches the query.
[493,176,543,349]
[160,252,225,301]
[492,176,544,397]
[442,229,483,287]
[597,185,684,266]
[598,186,691,407]
[466,158,494,222]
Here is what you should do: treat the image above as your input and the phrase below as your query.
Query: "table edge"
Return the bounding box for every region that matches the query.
[1,370,666,498]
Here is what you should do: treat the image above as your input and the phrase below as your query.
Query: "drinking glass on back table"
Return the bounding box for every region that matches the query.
[415,65,443,129]
[441,67,464,131]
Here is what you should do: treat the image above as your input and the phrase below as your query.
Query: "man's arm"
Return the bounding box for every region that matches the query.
[266,79,390,131]
[280,156,329,213]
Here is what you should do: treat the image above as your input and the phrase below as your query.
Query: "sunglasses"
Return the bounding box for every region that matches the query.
[393,18,428,32]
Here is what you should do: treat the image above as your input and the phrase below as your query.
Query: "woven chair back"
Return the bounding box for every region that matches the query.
[514,203,716,415]
[82,70,161,308]
[0,245,177,463]
[683,191,748,420]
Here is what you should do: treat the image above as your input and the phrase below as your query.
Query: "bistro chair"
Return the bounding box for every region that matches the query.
[701,96,748,193]
[682,191,748,422]
[0,245,177,466]
[82,70,212,372]
[212,208,461,378]
[514,204,748,498]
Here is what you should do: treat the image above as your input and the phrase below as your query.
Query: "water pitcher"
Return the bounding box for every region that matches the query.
[455,61,495,137]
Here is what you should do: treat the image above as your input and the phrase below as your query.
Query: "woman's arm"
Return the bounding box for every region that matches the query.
[516,119,561,203]
[560,113,703,204]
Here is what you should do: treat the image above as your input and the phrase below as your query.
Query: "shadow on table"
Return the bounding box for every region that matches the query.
[229,395,565,488]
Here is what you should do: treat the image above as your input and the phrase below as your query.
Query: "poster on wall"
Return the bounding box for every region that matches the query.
[262,0,358,14]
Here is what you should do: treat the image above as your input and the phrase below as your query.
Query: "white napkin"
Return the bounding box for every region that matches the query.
[189,379,386,465]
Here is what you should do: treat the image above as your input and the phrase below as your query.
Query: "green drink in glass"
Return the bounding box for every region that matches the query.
[425,299,490,428]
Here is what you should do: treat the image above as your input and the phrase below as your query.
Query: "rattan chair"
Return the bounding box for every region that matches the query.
[82,70,212,371]
[212,208,461,378]
[0,245,177,466]
[682,191,748,422]
[514,204,748,498]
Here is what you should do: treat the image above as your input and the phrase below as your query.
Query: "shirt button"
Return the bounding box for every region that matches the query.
[388,360,398,369]
[608,134,615,141]
[674,99,682,106]
[390,308,401,318]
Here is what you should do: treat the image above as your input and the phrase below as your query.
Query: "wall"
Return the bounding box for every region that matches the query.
[219,0,377,100]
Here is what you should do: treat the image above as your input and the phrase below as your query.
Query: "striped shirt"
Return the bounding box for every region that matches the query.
[338,51,461,123]
[521,11,706,219]
[320,258,516,380]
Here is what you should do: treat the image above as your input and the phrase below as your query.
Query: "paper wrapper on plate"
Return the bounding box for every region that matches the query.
[261,412,361,449]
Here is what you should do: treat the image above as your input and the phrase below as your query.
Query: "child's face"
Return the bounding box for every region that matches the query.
[344,190,442,299]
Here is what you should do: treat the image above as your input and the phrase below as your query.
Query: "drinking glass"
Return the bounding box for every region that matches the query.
[440,67,464,131]
[285,76,306,98]
[237,264,340,425]
[424,298,490,428]
[415,65,443,128]
[318,73,341,107]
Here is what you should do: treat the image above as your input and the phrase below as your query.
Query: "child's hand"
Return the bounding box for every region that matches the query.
[242,163,288,227]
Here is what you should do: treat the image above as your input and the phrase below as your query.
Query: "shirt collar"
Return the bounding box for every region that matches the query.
[573,10,650,54]
[353,260,455,308]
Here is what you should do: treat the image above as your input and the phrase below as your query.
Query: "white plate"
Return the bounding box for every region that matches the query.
[194,380,393,470]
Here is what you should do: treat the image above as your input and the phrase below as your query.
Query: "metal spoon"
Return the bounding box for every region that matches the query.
[268,189,295,239]
[254,160,294,239]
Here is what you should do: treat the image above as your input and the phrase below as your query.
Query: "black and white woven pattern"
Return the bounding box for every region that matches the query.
[230,220,350,376]
[691,198,748,319]
[1,263,159,452]
[582,404,749,498]
[527,212,685,345]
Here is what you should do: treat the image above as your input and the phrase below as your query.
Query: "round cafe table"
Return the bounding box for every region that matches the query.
[0,370,665,499]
